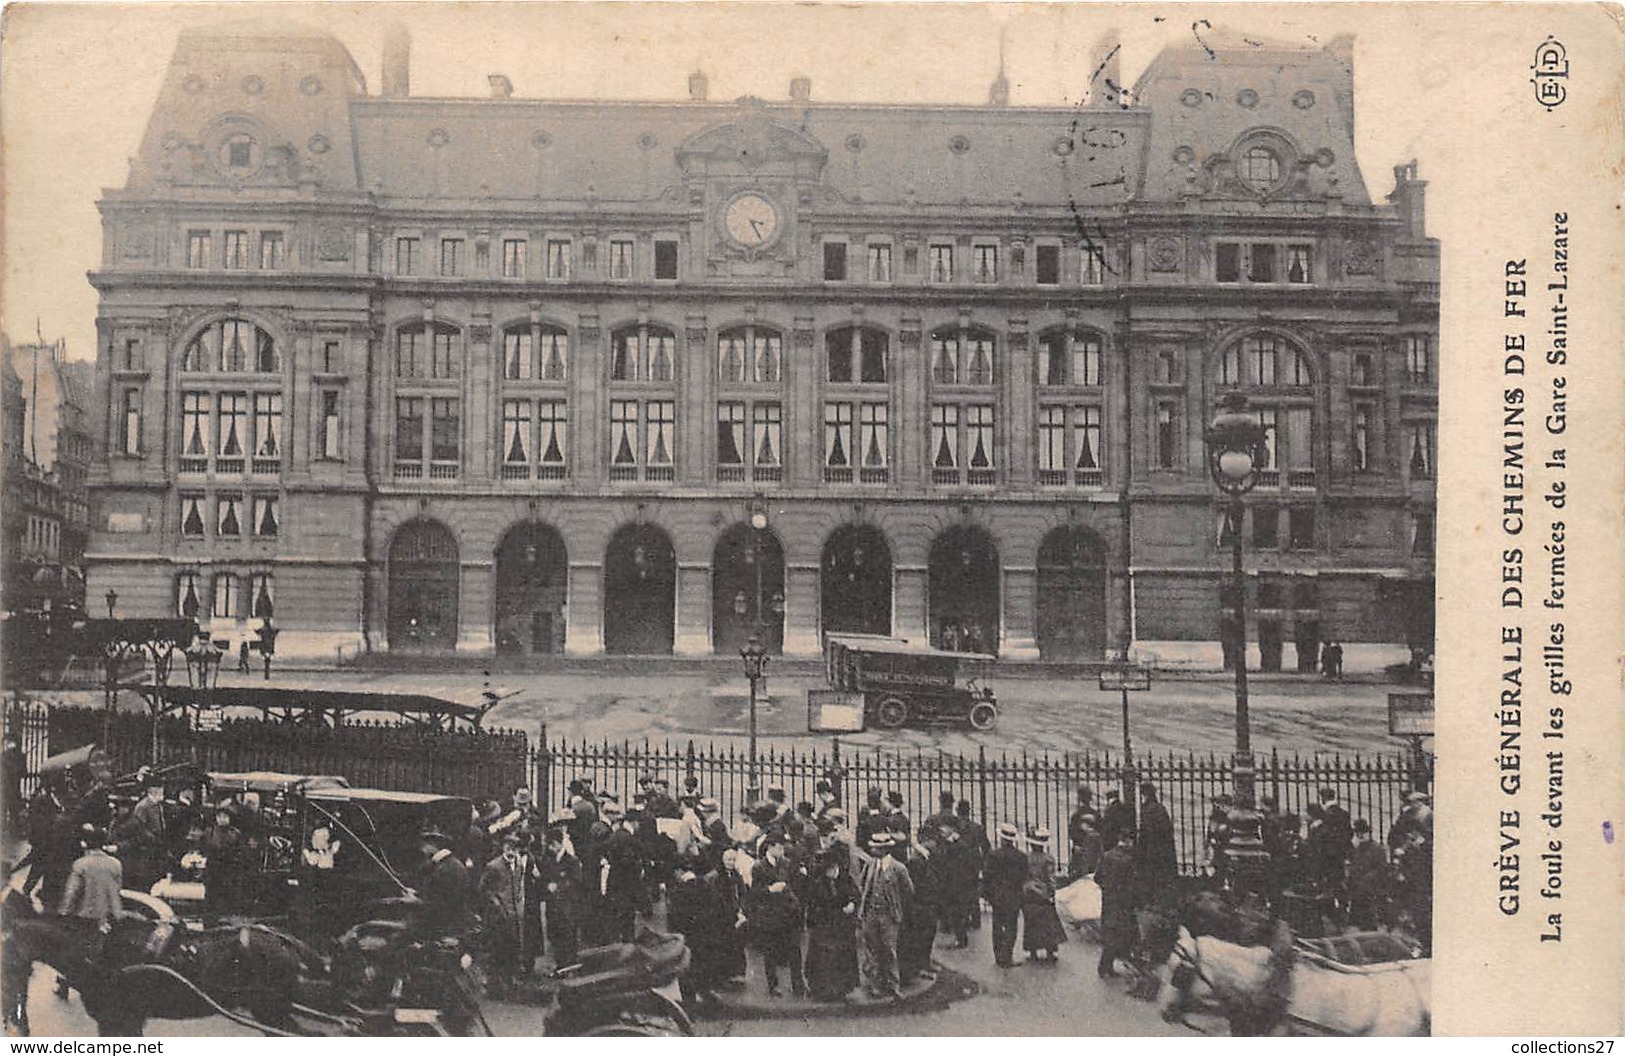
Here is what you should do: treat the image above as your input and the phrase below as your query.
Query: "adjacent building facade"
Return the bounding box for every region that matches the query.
[87,23,1437,667]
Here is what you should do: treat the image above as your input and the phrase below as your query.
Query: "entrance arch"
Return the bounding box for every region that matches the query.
[494,522,568,655]
[928,525,1001,654]
[388,520,460,651]
[821,524,892,637]
[712,523,785,655]
[1036,526,1107,660]
[603,523,676,655]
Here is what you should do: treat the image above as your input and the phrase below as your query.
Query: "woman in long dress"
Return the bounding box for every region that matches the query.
[802,849,860,1001]
[1020,828,1067,962]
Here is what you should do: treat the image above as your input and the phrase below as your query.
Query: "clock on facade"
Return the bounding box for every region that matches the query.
[721,192,781,249]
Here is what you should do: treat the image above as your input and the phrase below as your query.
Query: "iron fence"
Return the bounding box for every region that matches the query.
[3,701,51,798]
[532,737,1430,873]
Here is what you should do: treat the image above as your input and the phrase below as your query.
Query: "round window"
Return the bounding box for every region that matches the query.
[219,132,261,178]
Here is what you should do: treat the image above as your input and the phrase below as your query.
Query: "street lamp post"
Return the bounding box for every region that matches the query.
[1205,391,1273,898]
[740,632,769,801]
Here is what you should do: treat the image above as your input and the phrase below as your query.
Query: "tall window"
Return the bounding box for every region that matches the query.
[180,494,206,537]
[187,231,211,269]
[1156,403,1178,469]
[930,331,959,385]
[431,330,458,379]
[504,331,534,381]
[249,574,275,619]
[653,239,679,280]
[609,240,634,280]
[1287,244,1312,283]
[396,236,420,275]
[259,232,284,270]
[930,404,959,470]
[253,495,279,537]
[752,403,781,472]
[1406,335,1432,385]
[973,244,998,283]
[1250,336,1278,386]
[503,398,532,466]
[430,398,460,464]
[825,326,888,384]
[546,239,572,280]
[537,400,567,472]
[216,393,247,461]
[177,572,203,619]
[216,494,243,537]
[1412,512,1435,557]
[1073,405,1102,477]
[252,393,283,463]
[319,389,342,460]
[1352,407,1372,471]
[645,401,674,469]
[501,239,527,278]
[1352,352,1375,386]
[823,242,848,281]
[1036,244,1061,285]
[1408,422,1434,477]
[1288,507,1316,550]
[610,324,677,383]
[610,400,639,469]
[717,401,746,467]
[967,405,995,476]
[223,231,248,270]
[1081,241,1108,285]
[867,244,892,283]
[394,397,424,468]
[929,243,953,283]
[213,572,242,619]
[823,402,853,479]
[1255,407,1278,470]
[439,238,461,276]
[1037,329,1103,387]
[1037,406,1067,482]
[396,330,423,379]
[180,393,209,462]
[858,403,888,474]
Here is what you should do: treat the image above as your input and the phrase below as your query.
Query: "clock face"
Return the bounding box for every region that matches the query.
[722,193,781,248]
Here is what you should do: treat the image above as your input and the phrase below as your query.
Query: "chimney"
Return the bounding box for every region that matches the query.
[488,74,513,99]
[688,71,709,101]
[789,76,811,102]
[382,24,411,98]
[1387,160,1427,238]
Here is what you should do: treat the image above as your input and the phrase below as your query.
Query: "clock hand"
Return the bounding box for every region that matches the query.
[749,218,764,240]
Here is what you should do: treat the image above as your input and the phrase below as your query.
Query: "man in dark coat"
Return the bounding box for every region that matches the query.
[924,790,957,843]
[2,733,25,831]
[954,799,988,931]
[417,829,475,941]
[1345,818,1390,929]
[478,833,534,990]
[899,831,940,983]
[116,778,169,891]
[666,858,723,1010]
[1100,788,1135,854]
[1094,829,1137,977]
[538,823,584,968]
[601,812,644,944]
[981,822,1027,968]
[802,847,859,1001]
[1067,785,1101,880]
[855,832,911,999]
[936,819,979,947]
[855,788,886,849]
[1134,782,1178,903]
[749,833,806,996]
[202,805,247,920]
[1316,787,1353,899]
[884,790,911,843]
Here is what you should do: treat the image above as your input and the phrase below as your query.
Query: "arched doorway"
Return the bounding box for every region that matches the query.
[494,522,568,656]
[928,525,1001,654]
[712,523,785,655]
[821,524,892,637]
[603,523,676,655]
[388,520,460,651]
[1036,526,1107,660]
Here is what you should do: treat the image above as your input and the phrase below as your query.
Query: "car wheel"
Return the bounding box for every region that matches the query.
[875,697,910,728]
[967,701,998,731]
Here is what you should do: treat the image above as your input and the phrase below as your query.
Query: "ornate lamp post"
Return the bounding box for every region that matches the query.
[740,632,769,801]
[1204,392,1273,897]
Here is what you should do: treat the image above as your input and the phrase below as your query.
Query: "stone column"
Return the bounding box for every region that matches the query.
[575,314,602,484]
[565,561,604,655]
[674,563,711,656]
[458,559,494,654]
[1002,565,1040,659]
[894,564,927,641]
[790,317,817,487]
[468,317,494,480]
[681,315,708,484]
[783,564,822,657]
[897,316,923,486]
[1004,318,1033,486]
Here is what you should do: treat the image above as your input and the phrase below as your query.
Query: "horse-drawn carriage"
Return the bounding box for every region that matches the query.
[812,634,1000,731]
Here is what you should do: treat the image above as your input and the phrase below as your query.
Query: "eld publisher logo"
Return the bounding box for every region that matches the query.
[1531,36,1569,110]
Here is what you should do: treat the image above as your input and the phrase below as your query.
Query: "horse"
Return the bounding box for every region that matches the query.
[1155,918,1430,1036]
[2,888,316,1036]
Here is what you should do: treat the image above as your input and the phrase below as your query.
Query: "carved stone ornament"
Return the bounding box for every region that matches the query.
[317,225,352,261]
[1148,237,1183,273]
[470,325,493,344]
[1345,240,1380,276]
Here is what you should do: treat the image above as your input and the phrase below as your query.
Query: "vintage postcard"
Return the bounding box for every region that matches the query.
[0,0,1620,1040]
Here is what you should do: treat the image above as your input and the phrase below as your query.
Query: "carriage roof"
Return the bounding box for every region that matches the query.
[823,634,995,662]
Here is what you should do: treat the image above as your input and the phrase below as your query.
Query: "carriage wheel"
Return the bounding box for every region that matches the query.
[874,697,910,728]
[967,701,998,731]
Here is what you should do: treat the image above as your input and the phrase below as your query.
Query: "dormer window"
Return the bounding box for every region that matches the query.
[1239,146,1281,192]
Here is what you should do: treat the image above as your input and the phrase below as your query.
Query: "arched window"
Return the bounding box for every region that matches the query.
[825,326,888,384]
[1035,328,1104,388]
[183,318,277,373]
[1239,145,1281,192]
[1217,332,1317,489]
[929,325,997,387]
[717,325,782,384]
[396,323,461,380]
[611,323,677,383]
[502,323,569,382]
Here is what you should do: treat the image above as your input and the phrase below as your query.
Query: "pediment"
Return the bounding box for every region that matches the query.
[676,101,828,178]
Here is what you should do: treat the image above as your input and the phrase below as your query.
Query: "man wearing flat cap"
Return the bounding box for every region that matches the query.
[982,822,1028,968]
[856,831,912,999]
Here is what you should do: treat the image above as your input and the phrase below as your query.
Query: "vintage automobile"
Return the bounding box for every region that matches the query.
[813,634,999,731]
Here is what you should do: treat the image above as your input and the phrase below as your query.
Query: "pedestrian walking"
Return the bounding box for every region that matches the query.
[59,825,123,933]
[856,831,912,999]
[1067,785,1101,879]
[667,858,724,1011]
[715,848,751,984]
[1134,781,1178,903]
[1100,788,1135,853]
[478,833,532,991]
[749,833,806,997]
[982,822,1026,968]
[936,820,978,947]
[539,822,584,969]
[899,831,940,983]
[1094,829,1137,978]
[114,777,168,892]
[238,641,251,674]
[416,827,475,942]
[600,807,644,944]
[1346,819,1390,929]
[954,799,987,932]
[1020,828,1066,963]
[802,848,860,1001]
